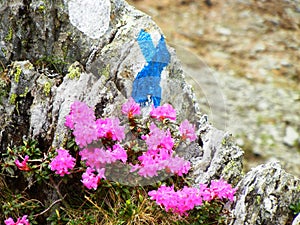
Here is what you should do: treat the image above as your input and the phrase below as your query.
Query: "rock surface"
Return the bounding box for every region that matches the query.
[0,0,299,224]
[231,162,300,225]
[128,0,300,177]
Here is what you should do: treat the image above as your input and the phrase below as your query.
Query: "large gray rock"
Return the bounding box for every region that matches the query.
[231,162,300,225]
[0,0,299,224]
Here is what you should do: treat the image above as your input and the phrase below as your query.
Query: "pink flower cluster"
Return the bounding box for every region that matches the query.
[149,185,203,216]
[5,215,30,225]
[81,167,105,190]
[57,99,197,189]
[63,101,127,189]
[79,144,127,189]
[134,123,190,177]
[149,180,237,216]
[150,103,176,121]
[15,155,30,171]
[65,101,98,147]
[121,97,141,118]
[49,149,76,176]
[200,179,237,202]
[179,119,197,142]
[65,101,125,148]
[80,145,127,168]
[96,117,125,141]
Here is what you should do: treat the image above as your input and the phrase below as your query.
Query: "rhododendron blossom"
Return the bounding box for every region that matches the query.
[142,123,174,151]
[81,167,105,190]
[15,155,30,171]
[96,117,125,141]
[164,156,191,176]
[148,185,203,216]
[150,103,176,121]
[209,179,237,201]
[65,101,98,147]
[4,215,30,225]
[179,119,197,142]
[121,97,141,118]
[110,144,127,163]
[50,149,76,176]
[136,147,190,178]
[62,100,203,199]
[64,101,96,129]
[149,180,237,215]
[80,147,114,168]
[79,145,127,170]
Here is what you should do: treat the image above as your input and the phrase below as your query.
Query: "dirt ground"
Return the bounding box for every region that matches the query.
[128,0,300,175]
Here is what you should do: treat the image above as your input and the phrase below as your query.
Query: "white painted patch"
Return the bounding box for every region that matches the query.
[150,30,161,46]
[68,0,111,39]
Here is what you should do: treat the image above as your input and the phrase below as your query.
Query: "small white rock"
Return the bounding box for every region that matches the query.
[283,126,299,146]
[292,213,300,225]
[215,26,232,36]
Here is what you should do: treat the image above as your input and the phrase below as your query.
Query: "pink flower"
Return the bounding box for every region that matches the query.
[148,185,203,216]
[81,167,105,190]
[179,119,197,142]
[150,103,176,121]
[80,147,113,168]
[96,117,125,141]
[136,151,190,178]
[50,149,76,176]
[73,122,98,147]
[142,123,174,151]
[136,157,164,177]
[199,184,212,201]
[149,180,237,216]
[121,97,141,118]
[64,101,98,147]
[64,114,74,129]
[4,218,15,225]
[64,101,96,129]
[5,215,30,225]
[135,122,191,178]
[79,145,127,171]
[164,156,191,176]
[15,155,30,171]
[209,179,237,201]
[110,144,127,163]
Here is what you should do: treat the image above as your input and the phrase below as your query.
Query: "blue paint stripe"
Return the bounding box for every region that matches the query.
[152,36,170,64]
[137,30,156,63]
[132,30,170,108]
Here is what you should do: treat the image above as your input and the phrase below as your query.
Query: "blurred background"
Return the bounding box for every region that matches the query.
[128,0,300,176]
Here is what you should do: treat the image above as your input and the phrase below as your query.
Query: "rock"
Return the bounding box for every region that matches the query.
[0,0,200,151]
[283,126,299,147]
[190,121,244,186]
[215,26,232,36]
[293,213,300,225]
[231,162,300,225]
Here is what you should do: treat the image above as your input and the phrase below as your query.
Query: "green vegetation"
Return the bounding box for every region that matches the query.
[9,93,17,105]
[101,64,110,79]
[67,63,82,80]
[35,55,67,75]
[10,64,22,83]
[0,79,9,104]
[38,5,46,12]
[43,81,52,96]
[290,200,300,215]
[5,27,13,42]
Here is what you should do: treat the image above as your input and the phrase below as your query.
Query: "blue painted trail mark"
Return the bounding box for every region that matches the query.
[131,30,170,107]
